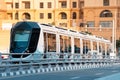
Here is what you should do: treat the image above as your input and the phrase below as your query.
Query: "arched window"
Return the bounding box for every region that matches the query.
[73,12,76,19]
[22,13,31,20]
[100,10,112,17]
[15,12,18,20]
[60,12,67,19]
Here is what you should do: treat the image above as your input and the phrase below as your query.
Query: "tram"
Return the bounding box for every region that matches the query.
[10,21,111,60]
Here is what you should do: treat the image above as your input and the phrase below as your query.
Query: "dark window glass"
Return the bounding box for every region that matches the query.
[61,1,67,8]
[103,0,109,6]
[60,35,71,53]
[100,10,112,17]
[48,13,52,19]
[100,21,112,27]
[40,13,44,19]
[40,2,44,8]
[72,2,77,8]
[48,2,51,8]
[73,12,77,19]
[24,1,30,9]
[87,21,94,27]
[61,12,67,19]
[44,32,56,53]
[15,3,19,8]
[15,12,18,20]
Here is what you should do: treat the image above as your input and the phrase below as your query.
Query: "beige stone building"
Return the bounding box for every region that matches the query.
[3,0,84,30]
[83,0,120,41]
[0,0,7,29]
[1,0,120,52]
[0,0,8,51]
[3,0,120,40]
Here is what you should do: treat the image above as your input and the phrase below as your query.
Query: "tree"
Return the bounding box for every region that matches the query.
[116,39,120,55]
[116,40,120,49]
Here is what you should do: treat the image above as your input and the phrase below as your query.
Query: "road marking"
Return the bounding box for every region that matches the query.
[112,70,118,73]
[95,73,103,75]
[70,76,80,80]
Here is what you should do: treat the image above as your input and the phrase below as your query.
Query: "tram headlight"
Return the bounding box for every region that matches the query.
[25,50,29,53]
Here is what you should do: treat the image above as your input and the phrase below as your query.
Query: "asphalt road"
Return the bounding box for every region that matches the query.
[1,65,120,80]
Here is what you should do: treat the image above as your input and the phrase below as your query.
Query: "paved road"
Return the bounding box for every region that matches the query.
[0,65,120,80]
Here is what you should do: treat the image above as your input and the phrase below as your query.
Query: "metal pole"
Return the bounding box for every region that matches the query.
[112,19,115,55]
[112,11,117,58]
[114,11,117,57]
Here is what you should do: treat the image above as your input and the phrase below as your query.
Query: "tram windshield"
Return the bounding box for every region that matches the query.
[14,30,30,42]
[12,30,30,53]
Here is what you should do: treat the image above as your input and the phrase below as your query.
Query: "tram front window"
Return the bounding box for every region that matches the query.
[13,30,30,53]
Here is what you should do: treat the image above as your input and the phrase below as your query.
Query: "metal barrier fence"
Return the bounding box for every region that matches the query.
[0,53,120,77]
[0,53,119,64]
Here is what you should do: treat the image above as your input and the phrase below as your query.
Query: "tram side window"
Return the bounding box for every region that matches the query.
[44,32,56,52]
[74,38,80,53]
[99,45,102,53]
[93,42,97,51]
[83,40,90,54]
[60,35,71,53]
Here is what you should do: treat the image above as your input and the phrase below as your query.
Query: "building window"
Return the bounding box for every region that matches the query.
[80,12,83,19]
[15,3,19,9]
[61,1,67,8]
[61,12,67,19]
[74,38,80,53]
[48,2,51,8]
[7,13,13,20]
[87,21,95,27]
[100,10,112,17]
[72,2,77,8]
[22,1,30,9]
[73,12,77,19]
[15,12,18,20]
[40,13,44,19]
[103,0,109,6]
[100,21,112,27]
[59,23,67,27]
[48,13,52,19]
[25,2,30,9]
[40,2,44,8]
[80,1,84,8]
[22,13,31,20]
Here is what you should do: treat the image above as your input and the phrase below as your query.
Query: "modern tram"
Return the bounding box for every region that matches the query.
[10,21,111,60]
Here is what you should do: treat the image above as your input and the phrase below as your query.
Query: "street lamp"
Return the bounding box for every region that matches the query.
[111,11,117,58]
[102,11,116,58]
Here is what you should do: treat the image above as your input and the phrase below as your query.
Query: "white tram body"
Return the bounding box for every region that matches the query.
[10,21,111,60]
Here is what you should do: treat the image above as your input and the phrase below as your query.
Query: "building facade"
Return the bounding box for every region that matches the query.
[83,0,120,41]
[1,0,120,41]
[0,0,7,29]
[3,0,84,30]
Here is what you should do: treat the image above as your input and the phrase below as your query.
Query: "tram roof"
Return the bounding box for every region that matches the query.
[39,23,110,43]
[13,21,111,43]
[13,21,40,29]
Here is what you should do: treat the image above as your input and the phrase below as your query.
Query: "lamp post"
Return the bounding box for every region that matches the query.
[102,11,116,58]
[114,11,117,57]
[110,11,117,58]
